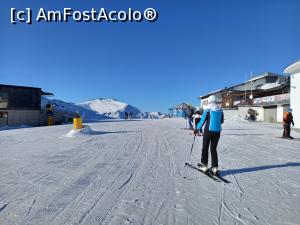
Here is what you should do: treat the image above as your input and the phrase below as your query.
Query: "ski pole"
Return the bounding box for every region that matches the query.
[189,134,196,158]
[186,117,188,129]
[183,134,196,178]
[185,134,196,167]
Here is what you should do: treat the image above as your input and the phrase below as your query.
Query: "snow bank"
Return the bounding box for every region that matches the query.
[64,125,94,138]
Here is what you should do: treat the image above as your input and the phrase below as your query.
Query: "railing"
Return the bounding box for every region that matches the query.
[252,93,290,105]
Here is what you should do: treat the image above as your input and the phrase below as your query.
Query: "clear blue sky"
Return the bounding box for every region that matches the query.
[1,0,299,113]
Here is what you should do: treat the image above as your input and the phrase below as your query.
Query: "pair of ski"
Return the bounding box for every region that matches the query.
[185,162,230,183]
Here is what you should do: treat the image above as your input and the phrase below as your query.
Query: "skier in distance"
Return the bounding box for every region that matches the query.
[282,108,295,139]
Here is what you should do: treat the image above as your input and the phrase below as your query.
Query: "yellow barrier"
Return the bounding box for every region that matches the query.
[73,118,83,129]
[47,116,53,126]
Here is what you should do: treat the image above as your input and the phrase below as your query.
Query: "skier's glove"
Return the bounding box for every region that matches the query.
[194,129,199,135]
[199,129,203,136]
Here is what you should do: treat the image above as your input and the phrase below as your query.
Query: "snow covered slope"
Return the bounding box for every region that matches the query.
[1,119,300,225]
[77,98,141,119]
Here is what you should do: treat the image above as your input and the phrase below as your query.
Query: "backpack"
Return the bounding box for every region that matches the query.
[283,112,290,123]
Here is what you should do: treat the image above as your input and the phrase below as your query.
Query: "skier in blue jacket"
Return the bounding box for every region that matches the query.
[194,95,224,175]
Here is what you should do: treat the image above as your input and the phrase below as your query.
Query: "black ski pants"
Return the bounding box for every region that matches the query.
[283,124,291,138]
[201,131,221,168]
[195,118,200,128]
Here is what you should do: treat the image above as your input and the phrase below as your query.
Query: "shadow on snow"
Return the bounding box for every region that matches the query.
[223,133,273,136]
[85,119,142,123]
[86,130,141,136]
[221,162,300,177]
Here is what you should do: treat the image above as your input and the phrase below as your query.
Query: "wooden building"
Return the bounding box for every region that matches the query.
[0,84,52,127]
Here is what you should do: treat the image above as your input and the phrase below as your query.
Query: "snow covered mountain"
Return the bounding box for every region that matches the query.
[42,97,164,120]
[41,98,109,120]
[77,98,141,119]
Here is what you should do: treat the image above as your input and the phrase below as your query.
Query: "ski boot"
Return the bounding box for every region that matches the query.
[211,167,220,176]
[198,164,208,173]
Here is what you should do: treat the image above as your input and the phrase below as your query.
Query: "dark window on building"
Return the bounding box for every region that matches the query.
[265,76,278,83]
[234,95,244,101]
[0,111,8,126]
[0,112,8,118]
[8,88,41,110]
[0,92,8,109]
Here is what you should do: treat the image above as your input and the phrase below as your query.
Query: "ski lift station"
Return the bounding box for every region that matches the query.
[198,72,291,123]
[169,103,190,117]
[284,60,300,129]
[0,84,53,127]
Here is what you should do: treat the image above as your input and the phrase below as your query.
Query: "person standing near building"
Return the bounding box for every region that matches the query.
[186,105,194,130]
[282,108,295,139]
[194,95,224,175]
[193,109,202,135]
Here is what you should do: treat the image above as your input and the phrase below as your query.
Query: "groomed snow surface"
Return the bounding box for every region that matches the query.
[0,119,300,225]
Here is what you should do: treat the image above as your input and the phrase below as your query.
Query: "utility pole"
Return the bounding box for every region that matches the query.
[251,72,253,97]
[244,73,247,103]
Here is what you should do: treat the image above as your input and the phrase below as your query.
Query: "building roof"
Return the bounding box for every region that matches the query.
[0,84,41,90]
[245,73,271,83]
[175,103,189,109]
[198,72,283,99]
[198,89,224,99]
[0,84,53,96]
[228,72,281,88]
[284,60,300,74]
[41,91,54,96]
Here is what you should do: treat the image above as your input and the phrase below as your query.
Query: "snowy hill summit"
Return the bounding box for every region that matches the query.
[41,98,109,120]
[78,98,141,119]
[42,97,164,120]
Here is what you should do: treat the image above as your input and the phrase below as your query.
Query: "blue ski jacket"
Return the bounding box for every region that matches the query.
[196,109,224,132]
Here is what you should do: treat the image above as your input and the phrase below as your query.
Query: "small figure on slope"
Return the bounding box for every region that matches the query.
[282,108,295,139]
[194,95,224,175]
[186,105,194,130]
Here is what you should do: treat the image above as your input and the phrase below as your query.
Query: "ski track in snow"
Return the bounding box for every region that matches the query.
[0,119,300,225]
